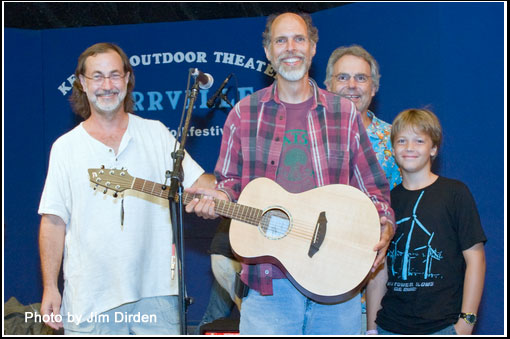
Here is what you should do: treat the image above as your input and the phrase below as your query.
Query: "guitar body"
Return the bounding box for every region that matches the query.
[229,177,380,303]
[87,168,381,303]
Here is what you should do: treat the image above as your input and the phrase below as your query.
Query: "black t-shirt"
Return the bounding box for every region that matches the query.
[376,176,487,334]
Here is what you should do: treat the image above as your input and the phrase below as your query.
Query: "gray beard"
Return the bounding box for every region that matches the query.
[272,52,311,82]
[91,90,126,116]
[276,63,308,81]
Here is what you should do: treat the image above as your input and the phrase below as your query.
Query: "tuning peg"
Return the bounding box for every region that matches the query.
[103,188,108,194]
[113,192,118,198]
[94,184,98,190]
[101,165,105,169]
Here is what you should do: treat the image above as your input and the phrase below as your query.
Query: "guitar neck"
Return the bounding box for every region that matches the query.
[132,177,262,225]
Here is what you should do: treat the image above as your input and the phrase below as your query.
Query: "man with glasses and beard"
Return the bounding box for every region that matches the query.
[184,13,395,335]
[38,43,214,335]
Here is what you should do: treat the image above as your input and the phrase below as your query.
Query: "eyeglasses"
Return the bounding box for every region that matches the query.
[334,73,371,83]
[82,72,127,84]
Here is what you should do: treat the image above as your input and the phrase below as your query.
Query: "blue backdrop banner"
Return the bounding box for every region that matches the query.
[4,3,505,334]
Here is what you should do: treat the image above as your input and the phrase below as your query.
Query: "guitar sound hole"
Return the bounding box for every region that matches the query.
[259,208,291,240]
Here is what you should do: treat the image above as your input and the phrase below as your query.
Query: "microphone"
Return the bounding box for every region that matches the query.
[190,68,214,89]
[207,73,233,108]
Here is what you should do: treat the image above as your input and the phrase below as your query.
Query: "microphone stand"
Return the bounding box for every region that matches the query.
[168,74,200,335]
[220,93,234,109]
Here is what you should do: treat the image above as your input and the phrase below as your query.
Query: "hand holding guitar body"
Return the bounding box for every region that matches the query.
[372,216,394,271]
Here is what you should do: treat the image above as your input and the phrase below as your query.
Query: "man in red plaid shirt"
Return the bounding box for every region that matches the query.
[186,12,395,335]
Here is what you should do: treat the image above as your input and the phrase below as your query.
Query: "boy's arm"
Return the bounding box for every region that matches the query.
[366,260,388,334]
[454,242,486,335]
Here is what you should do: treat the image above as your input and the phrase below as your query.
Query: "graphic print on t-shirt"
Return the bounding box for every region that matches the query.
[276,129,315,193]
[387,191,444,287]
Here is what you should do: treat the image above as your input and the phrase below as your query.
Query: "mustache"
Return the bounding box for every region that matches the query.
[339,89,363,96]
[277,52,305,62]
[95,89,120,97]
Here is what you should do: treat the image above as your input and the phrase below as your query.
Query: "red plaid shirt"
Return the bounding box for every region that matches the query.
[215,79,394,295]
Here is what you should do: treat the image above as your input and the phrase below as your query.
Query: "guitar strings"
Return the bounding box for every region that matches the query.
[259,218,317,241]
[102,176,319,241]
[213,199,318,241]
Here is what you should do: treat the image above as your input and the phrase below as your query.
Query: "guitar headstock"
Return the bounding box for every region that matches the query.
[88,167,134,194]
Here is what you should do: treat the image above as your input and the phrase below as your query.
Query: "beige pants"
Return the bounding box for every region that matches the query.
[211,254,242,309]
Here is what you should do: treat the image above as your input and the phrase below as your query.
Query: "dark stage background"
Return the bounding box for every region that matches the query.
[3,2,505,335]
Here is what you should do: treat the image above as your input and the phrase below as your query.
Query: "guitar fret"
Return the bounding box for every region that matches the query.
[224,200,231,216]
[216,199,227,215]
[246,206,253,222]
[155,183,162,197]
[227,201,236,218]
[154,182,164,198]
[158,184,166,198]
[134,178,142,191]
[246,206,256,224]
[211,199,260,226]
[233,204,240,219]
[240,205,248,222]
[127,178,261,226]
[133,178,169,199]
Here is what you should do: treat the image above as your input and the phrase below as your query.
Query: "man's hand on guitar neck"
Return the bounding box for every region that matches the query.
[184,187,229,219]
[371,216,394,272]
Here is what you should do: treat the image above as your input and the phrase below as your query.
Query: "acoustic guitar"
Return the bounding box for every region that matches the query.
[88,167,380,303]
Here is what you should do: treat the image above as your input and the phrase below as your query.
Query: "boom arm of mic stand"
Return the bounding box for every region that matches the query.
[168,81,200,335]
[220,93,234,109]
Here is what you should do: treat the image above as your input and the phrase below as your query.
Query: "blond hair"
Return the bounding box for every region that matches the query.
[391,108,442,160]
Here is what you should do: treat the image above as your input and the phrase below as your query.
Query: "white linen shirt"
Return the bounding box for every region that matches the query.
[38,113,204,324]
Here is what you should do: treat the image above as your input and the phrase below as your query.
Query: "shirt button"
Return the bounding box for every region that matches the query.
[264,270,269,275]
[275,137,280,142]
[271,160,275,165]
[109,149,113,152]
[279,116,283,120]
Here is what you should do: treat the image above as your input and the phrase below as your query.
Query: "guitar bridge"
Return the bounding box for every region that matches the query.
[308,211,327,258]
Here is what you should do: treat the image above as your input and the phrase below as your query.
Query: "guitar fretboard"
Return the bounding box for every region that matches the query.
[133,177,262,226]
[133,177,171,199]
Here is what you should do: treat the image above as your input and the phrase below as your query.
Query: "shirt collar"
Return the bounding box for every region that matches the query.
[261,78,324,110]
[368,110,383,126]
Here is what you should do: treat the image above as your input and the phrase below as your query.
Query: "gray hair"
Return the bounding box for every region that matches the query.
[262,12,319,49]
[324,44,380,92]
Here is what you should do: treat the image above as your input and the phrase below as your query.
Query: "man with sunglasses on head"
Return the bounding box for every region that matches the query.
[325,45,402,335]
[38,42,214,335]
